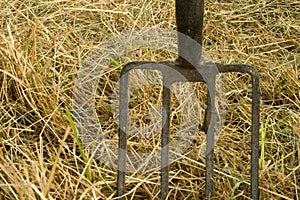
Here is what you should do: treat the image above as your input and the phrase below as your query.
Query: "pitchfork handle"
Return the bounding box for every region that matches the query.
[176,0,204,65]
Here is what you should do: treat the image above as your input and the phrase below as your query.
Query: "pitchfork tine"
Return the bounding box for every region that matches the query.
[251,70,260,200]
[117,70,129,200]
[161,81,171,199]
[203,78,217,199]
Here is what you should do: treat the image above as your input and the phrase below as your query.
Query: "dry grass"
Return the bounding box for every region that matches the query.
[0,0,299,199]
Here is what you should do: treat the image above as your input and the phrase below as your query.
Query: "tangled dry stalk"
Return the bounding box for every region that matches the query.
[0,0,299,199]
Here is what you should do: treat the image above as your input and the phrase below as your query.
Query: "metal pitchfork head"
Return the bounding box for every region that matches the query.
[117,0,260,199]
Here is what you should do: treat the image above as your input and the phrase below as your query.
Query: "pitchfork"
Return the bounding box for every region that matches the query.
[116,0,260,199]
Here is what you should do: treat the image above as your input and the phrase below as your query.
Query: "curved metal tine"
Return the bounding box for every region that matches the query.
[204,77,216,199]
[160,79,171,200]
[251,71,260,200]
[117,69,129,200]
[217,64,260,200]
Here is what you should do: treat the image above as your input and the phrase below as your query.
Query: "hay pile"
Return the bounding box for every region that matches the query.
[0,0,299,199]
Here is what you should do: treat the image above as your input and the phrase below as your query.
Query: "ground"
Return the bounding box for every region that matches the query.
[0,0,299,199]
